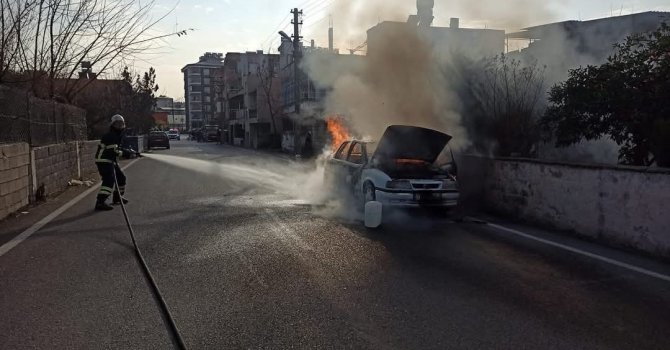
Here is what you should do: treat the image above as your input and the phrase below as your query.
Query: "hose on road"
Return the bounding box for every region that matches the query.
[113,164,187,350]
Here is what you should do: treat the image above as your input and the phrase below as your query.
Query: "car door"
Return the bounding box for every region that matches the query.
[326,141,352,189]
[343,142,367,191]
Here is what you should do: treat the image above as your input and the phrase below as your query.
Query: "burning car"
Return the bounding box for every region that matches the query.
[325,125,459,211]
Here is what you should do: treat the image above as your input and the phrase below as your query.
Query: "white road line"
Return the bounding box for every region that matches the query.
[0,159,141,258]
[487,223,670,283]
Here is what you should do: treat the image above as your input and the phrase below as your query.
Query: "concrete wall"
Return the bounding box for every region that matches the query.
[32,141,100,199]
[475,157,670,258]
[33,143,78,198]
[0,143,30,220]
[80,140,99,176]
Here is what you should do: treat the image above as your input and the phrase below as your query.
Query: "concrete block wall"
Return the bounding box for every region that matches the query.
[80,140,100,176]
[33,143,78,198]
[32,141,100,199]
[0,143,30,220]
[482,158,670,258]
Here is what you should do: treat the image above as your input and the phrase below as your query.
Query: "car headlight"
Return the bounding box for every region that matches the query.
[386,180,412,190]
[442,179,457,189]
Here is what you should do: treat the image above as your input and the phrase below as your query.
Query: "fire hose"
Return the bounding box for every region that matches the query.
[113,161,187,350]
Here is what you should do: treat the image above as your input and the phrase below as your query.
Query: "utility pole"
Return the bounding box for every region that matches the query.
[291,8,303,115]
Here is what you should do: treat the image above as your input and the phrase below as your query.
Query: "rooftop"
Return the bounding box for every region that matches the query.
[507,11,670,40]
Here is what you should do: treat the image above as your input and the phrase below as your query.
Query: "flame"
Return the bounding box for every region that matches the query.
[326,116,351,152]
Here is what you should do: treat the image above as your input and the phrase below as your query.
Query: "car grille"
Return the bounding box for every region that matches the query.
[412,183,440,190]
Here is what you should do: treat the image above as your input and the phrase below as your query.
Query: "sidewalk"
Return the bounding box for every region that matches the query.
[0,159,133,247]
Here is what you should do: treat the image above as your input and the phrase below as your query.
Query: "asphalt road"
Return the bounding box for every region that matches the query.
[1,141,669,350]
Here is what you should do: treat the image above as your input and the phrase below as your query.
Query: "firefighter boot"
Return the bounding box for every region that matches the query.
[112,192,129,205]
[95,198,114,211]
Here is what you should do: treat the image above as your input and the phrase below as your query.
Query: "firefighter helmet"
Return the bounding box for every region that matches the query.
[110,114,125,125]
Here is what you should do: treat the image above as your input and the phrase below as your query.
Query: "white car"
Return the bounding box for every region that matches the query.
[167,130,181,140]
[325,125,459,210]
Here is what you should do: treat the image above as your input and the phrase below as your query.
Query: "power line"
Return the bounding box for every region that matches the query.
[299,0,322,9]
[304,12,331,30]
[266,21,293,53]
[303,0,331,13]
[260,12,292,49]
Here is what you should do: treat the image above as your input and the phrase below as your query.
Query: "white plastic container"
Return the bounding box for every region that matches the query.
[364,201,383,228]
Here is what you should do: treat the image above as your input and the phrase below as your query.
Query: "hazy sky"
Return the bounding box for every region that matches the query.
[133,0,670,99]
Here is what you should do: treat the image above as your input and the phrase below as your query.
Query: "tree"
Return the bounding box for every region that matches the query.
[257,56,282,139]
[121,66,159,133]
[457,54,547,157]
[0,0,190,101]
[76,66,158,138]
[542,23,670,166]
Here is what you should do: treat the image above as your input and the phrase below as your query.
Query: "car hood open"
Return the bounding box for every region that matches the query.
[372,125,452,163]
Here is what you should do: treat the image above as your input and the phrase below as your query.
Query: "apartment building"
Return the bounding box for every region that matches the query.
[181,52,224,130]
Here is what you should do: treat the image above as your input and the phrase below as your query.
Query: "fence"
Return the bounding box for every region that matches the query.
[0,85,87,146]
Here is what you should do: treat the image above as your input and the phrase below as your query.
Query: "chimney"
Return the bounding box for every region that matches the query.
[450,17,460,29]
[328,27,334,51]
[311,39,315,48]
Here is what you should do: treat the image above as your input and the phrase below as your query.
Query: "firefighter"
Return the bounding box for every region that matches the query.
[94,114,132,211]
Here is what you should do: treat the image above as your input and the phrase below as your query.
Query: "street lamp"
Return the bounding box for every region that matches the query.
[279,30,300,115]
[279,30,302,154]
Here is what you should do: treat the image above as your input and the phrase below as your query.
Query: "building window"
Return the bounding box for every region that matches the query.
[203,69,210,76]
[189,67,200,75]
[204,86,210,93]
[203,78,210,85]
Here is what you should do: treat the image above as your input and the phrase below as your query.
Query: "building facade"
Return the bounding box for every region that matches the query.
[366,19,505,60]
[220,51,282,149]
[181,52,224,130]
[155,96,186,130]
[507,11,670,84]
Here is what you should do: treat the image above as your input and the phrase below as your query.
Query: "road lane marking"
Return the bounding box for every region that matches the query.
[0,159,141,258]
[487,223,670,283]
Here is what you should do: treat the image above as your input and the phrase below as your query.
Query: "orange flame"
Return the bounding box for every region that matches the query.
[326,116,351,152]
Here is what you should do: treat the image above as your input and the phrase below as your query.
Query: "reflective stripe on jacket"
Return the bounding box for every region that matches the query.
[95,128,124,163]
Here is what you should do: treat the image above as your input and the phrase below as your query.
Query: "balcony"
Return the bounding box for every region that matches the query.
[230,109,247,120]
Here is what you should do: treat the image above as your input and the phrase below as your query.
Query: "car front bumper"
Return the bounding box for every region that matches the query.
[375,188,459,208]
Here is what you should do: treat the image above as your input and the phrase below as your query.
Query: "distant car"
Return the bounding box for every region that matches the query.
[202,125,220,142]
[325,125,459,210]
[148,131,170,150]
[167,130,180,140]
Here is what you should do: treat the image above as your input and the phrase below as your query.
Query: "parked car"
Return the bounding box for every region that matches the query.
[202,125,220,142]
[167,129,180,140]
[325,125,459,211]
[148,131,170,150]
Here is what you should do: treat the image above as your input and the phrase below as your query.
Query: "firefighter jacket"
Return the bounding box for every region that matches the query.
[95,128,126,164]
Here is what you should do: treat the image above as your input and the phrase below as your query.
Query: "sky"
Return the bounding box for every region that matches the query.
[132,0,670,100]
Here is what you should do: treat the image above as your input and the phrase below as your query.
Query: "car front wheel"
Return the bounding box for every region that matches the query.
[363,182,376,205]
